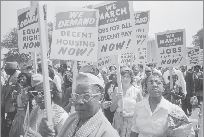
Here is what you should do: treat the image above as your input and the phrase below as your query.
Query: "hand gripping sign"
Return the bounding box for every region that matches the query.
[155,29,187,67]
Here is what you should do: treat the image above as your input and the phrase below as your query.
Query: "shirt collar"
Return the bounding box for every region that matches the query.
[142,96,169,111]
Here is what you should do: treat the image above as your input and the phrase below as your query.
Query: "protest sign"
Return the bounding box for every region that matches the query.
[97,55,116,69]
[120,53,136,66]
[134,11,150,63]
[93,1,136,58]
[187,46,200,66]
[155,29,187,67]
[17,5,47,53]
[50,7,99,62]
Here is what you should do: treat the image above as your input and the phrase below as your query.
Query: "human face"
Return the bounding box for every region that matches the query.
[34,82,53,109]
[74,84,101,120]
[110,66,116,71]
[147,75,164,97]
[139,65,143,73]
[18,76,28,87]
[172,75,178,83]
[133,67,139,75]
[121,73,131,84]
[145,71,152,77]
[180,66,186,72]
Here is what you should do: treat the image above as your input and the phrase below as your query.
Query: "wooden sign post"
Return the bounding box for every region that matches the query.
[38,2,53,126]
[115,55,124,111]
[30,1,38,74]
[169,66,173,101]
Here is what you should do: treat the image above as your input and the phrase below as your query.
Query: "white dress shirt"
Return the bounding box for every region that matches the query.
[131,97,191,137]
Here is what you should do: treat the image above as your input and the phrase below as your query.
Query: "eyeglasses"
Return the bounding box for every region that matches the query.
[71,93,101,103]
[18,77,27,81]
[147,80,163,85]
[30,91,44,97]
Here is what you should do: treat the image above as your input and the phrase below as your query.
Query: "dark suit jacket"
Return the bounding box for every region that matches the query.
[185,71,195,97]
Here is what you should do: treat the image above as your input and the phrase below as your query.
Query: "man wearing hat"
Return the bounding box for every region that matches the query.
[79,64,105,85]
[38,72,120,137]
[1,62,21,137]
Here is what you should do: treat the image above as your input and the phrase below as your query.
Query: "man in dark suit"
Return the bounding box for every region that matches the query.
[181,65,195,116]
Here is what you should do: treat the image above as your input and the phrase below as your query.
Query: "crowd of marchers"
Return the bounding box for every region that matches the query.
[1,60,203,137]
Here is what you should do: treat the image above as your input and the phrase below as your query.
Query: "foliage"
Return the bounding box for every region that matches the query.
[1,22,54,67]
[192,28,203,49]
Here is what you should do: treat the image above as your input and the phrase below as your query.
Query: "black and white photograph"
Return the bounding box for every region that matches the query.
[1,1,203,137]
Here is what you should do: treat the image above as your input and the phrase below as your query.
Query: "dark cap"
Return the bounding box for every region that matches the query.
[5,62,19,70]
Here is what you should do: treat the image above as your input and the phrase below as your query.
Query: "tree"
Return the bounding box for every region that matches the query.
[192,28,203,49]
[1,28,31,66]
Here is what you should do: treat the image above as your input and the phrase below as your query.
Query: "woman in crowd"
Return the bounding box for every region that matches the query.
[9,73,32,137]
[130,73,195,137]
[110,67,143,137]
[102,73,118,124]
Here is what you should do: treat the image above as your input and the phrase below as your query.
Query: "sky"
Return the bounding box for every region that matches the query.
[1,1,203,50]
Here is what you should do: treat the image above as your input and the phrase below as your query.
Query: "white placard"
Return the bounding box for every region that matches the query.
[17,5,47,53]
[50,7,99,62]
[134,11,150,63]
[187,46,200,66]
[155,29,187,67]
[93,1,136,58]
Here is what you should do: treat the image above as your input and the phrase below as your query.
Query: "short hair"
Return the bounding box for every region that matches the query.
[109,65,116,71]
[61,64,67,69]
[17,73,31,87]
[120,69,134,84]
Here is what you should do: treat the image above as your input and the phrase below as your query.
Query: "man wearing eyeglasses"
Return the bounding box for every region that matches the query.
[26,74,68,137]
[37,72,120,137]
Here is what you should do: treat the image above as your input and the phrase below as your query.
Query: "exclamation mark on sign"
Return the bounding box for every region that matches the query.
[126,39,131,49]
[87,48,93,56]
[179,57,183,63]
